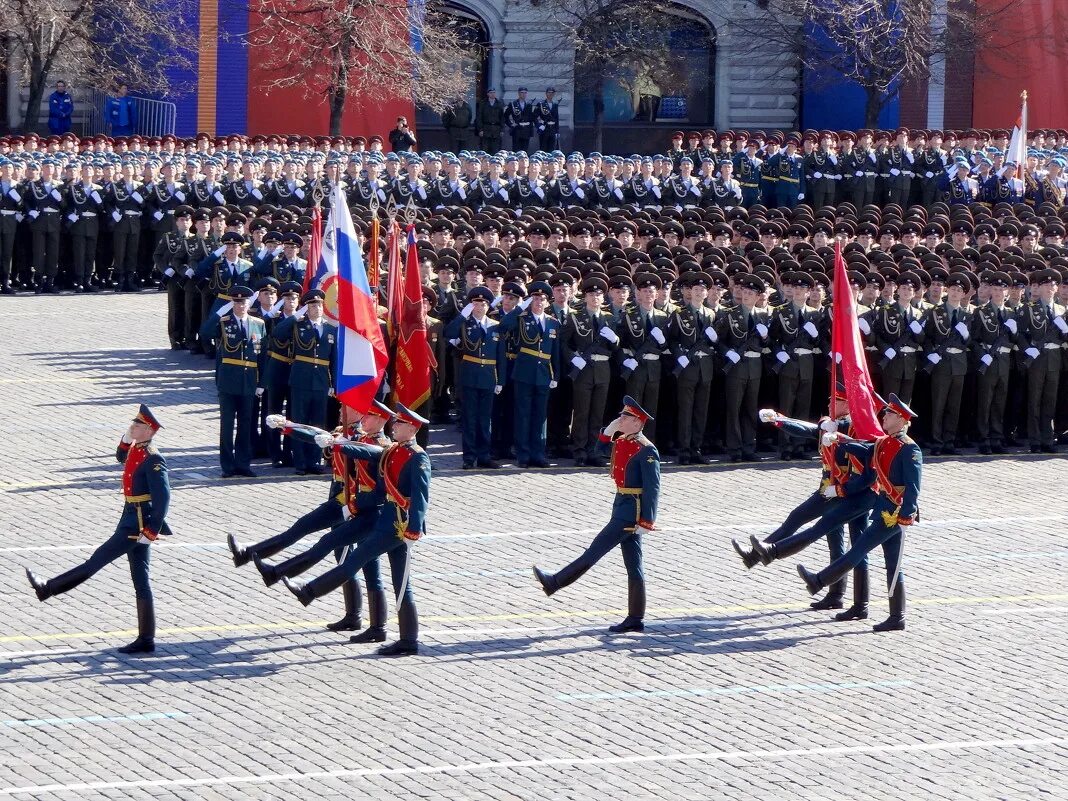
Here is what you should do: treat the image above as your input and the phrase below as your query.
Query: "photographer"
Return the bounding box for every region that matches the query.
[388,117,418,153]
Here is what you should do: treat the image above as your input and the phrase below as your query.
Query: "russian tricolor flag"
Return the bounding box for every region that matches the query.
[331,183,389,411]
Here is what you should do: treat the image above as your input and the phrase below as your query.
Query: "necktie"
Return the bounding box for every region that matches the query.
[797,308,803,329]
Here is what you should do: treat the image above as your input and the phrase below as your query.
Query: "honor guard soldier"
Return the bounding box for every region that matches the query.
[506,87,535,152]
[668,271,719,463]
[733,138,763,207]
[195,231,255,356]
[921,272,972,454]
[716,273,772,462]
[200,286,267,477]
[533,397,660,634]
[105,161,146,291]
[498,280,561,467]
[564,276,620,466]
[769,271,823,459]
[26,159,64,294]
[260,232,306,284]
[1015,268,1066,453]
[708,160,743,208]
[272,288,338,474]
[873,271,925,403]
[155,205,194,349]
[970,271,1015,454]
[535,88,561,150]
[283,404,432,657]
[619,272,669,442]
[64,162,105,292]
[770,135,805,209]
[26,406,171,654]
[445,286,502,469]
[799,394,922,633]
[476,88,504,152]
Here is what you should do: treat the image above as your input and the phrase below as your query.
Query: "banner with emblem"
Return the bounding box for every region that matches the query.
[830,242,882,440]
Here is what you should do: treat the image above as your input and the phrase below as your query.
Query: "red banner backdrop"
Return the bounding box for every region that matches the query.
[972,0,1068,129]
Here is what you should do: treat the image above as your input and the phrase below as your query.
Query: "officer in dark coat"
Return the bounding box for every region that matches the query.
[441,99,474,153]
[25,405,171,654]
[970,271,1014,454]
[155,205,194,349]
[921,272,972,454]
[445,286,502,469]
[505,87,535,153]
[668,271,718,464]
[533,397,660,633]
[476,89,504,153]
[535,88,561,151]
[769,271,822,459]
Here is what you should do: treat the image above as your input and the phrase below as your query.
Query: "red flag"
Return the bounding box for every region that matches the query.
[393,225,435,409]
[304,206,323,295]
[830,241,883,440]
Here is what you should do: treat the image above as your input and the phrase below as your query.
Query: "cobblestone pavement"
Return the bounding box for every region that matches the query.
[0,293,1066,801]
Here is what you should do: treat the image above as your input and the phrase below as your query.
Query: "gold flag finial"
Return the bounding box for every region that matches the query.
[1022,89,1028,101]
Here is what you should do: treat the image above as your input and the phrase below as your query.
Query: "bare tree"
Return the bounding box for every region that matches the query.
[542,0,685,151]
[247,0,477,135]
[0,0,195,131]
[734,0,1028,128]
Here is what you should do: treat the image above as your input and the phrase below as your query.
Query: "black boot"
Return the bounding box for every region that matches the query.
[326,579,363,632]
[731,538,760,569]
[810,594,844,611]
[253,554,280,587]
[25,568,50,601]
[608,579,646,633]
[227,533,250,567]
[835,565,869,621]
[378,595,418,656]
[533,560,590,597]
[749,535,777,566]
[873,581,905,632]
[797,564,823,595]
[533,565,558,595]
[350,589,387,643]
[117,598,156,654]
[282,576,315,606]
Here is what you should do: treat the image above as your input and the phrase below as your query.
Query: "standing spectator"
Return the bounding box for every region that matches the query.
[47,81,74,135]
[388,117,417,153]
[106,84,137,136]
[441,100,473,153]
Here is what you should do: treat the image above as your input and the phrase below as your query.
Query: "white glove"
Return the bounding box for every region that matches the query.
[776,351,790,364]
[1003,318,1017,334]
[890,168,901,176]
[494,385,503,395]
[704,325,718,343]
[29,210,40,219]
[295,305,307,320]
[797,193,804,200]
[725,350,740,364]
[265,414,287,429]
[813,172,823,179]
[549,380,558,389]
[1055,316,1068,334]
[341,507,352,521]
[650,327,666,345]
[570,355,587,370]
[270,298,285,314]
[884,348,897,360]
[491,295,503,308]
[214,246,226,257]
[153,210,164,221]
[273,245,284,256]
[927,353,942,364]
[803,321,819,338]
[255,387,264,397]
[622,358,638,371]
[185,268,194,279]
[164,268,175,278]
[755,323,769,338]
[857,318,871,335]
[519,296,533,310]
[955,321,970,339]
[603,417,621,438]
[137,533,156,545]
[635,525,652,537]
[909,320,923,335]
[677,355,690,368]
[821,484,838,499]
[980,354,993,366]
[460,302,474,318]
[821,431,839,447]
[314,432,334,448]
[217,301,234,316]
[120,431,134,444]
[758,408,779,423]
[820,418,838,433]
[1025,347,1040,359]
[67,213,77,223]
[599,326,619,343]
[448,338,460,346]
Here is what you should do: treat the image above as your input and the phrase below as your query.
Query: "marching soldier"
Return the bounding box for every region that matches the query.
[25,405,171,654]
[200,286,266,477]
[533,397,660,634]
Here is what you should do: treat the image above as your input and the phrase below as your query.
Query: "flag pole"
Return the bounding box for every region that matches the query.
[1020,90,1028,198]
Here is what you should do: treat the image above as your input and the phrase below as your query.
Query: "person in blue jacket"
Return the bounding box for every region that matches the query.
[797,394,922,632]
[533,396,660,633]
[106,83,137,136]
[47,81,73,135]
[25,405,171,654]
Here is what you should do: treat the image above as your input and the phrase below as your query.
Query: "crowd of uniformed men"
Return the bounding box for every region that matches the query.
[2,123,1067,470]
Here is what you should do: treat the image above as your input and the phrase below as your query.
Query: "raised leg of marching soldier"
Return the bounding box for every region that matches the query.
[31,213,61,293]
[0,214,16,294]
[229,501,344,567]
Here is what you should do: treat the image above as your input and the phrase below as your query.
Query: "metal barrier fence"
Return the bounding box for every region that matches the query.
[81,89,177,137]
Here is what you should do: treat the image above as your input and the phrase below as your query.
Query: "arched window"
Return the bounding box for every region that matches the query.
[574,5,716,125]
[414,3,490,129]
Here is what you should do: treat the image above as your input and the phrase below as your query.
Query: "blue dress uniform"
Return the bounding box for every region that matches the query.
[533,396,660,633]
[283,404,432,657]
[200,287,266,477]
[799,395,922,632]
[498,282,562,467]
[771,144,805,209]
[271,289,338,474]
[734,402,877,617]
[261,283,300,467]
[445,287,502,468]
[254,232,307,284]
[26,405,171,654]
[195,231,255,356]
[732,149,763,207]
